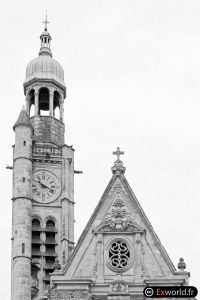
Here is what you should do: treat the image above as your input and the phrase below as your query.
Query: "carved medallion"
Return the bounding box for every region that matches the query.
[110,280,128,293]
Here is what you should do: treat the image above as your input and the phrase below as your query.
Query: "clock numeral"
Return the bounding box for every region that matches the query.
[50,181,54,184]
[33,188,37,193]
[37,191,41,197]
[42,175,45,180]
[51,185,55,189]
[42,193,45,198]
[32,184,36,188]
[37,176,41,180]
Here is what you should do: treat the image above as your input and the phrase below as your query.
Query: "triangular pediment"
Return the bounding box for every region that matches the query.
[51,172,178,287]
[93,192,145,233]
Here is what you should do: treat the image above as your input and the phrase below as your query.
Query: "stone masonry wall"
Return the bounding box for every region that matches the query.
[30,116,65,146]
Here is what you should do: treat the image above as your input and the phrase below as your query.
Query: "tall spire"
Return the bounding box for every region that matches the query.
[39,13,52,57]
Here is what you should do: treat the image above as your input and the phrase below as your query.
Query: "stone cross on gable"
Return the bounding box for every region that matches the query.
[113,147,124,161]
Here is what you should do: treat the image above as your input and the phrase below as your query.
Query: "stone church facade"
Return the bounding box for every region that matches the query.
[11,22,194,300]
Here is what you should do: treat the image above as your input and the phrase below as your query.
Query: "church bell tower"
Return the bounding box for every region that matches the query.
[12,18,75,300]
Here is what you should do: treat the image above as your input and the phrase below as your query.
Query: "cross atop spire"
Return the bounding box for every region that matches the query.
[112,147,126,174]
[43,11,50,31]
[113,147,124,161]
[40,12,52,57]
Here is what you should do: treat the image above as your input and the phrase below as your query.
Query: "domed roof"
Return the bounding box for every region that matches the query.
[40,30,51,37]
[24,21,66,91]
[24,54,65,87]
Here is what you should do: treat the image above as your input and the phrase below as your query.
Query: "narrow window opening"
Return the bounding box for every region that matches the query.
[22,243,25,254]
[23,177,25,182]
[23,141,26,146]
[46,153,50,159]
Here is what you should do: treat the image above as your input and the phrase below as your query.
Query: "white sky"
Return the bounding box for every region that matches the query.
[0,0,199,298]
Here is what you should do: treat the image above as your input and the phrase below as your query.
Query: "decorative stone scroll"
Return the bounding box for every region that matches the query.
[105,192,131,222]
[49,289,89,300]
[110,280,128,293]
[31,278,39,297]
[94,192,144,233]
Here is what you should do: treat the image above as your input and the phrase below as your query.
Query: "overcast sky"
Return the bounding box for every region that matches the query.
[0,0,199,298]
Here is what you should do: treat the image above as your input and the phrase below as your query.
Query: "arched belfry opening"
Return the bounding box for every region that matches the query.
[39,87,50,115]
[54,90,61,119]
[28,89,35,117]
[41,35,51,49]
[26,87,64,121]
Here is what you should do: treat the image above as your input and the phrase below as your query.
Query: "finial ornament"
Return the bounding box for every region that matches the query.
[177,257,186,271]
[112,147,126,175]
[113,147,124,161]
[43,11,50,31]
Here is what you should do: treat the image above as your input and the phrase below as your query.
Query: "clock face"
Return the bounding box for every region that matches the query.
[32,170,61,203]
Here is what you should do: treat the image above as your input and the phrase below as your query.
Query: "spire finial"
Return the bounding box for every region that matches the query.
[177,257,186,271]
[43,11,50,31]
[113,147,124,161]
[111,147,126,175]
[40,12,52,57]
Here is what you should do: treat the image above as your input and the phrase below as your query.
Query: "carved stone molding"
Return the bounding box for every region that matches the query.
[110,280,128,293]
[96,219,144,232]
[31,278,39,298]
[94,192,144,233]
[33,143,62,157]
[49,289,89,300]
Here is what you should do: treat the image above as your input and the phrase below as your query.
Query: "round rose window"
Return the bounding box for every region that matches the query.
[108,240,130,271]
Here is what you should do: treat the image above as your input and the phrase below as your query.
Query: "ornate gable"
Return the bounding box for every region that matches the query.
[94,192,145,233]
[50,148,190,299]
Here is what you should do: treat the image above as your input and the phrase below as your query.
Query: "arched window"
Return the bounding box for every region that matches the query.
[38,87,49,116]
[32,218,40,228]
[53,91,61,119]
[44,218,57,291]
[28,89,35,117]
[46,220,55,228]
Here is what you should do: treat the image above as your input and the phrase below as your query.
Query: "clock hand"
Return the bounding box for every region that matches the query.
[38,180,49,189]
[39,180,54,193]
[40,180,53,190]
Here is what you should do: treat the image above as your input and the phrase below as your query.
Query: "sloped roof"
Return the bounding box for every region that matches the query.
[13,107,33,131]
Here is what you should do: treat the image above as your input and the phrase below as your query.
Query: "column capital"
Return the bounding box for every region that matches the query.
[34,86,39,93]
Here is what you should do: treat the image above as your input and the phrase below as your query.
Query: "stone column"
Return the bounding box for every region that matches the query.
[26,96,31,116]
[61,198,69,263]
[59,98,64,122]
[61,145,75,258]
[12,119,33,300]
[34,91,39,115]
[97,234,104,283]
[49,92,54,116]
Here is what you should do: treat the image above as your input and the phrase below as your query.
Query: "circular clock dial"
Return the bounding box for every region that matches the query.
[32,170,61,203]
